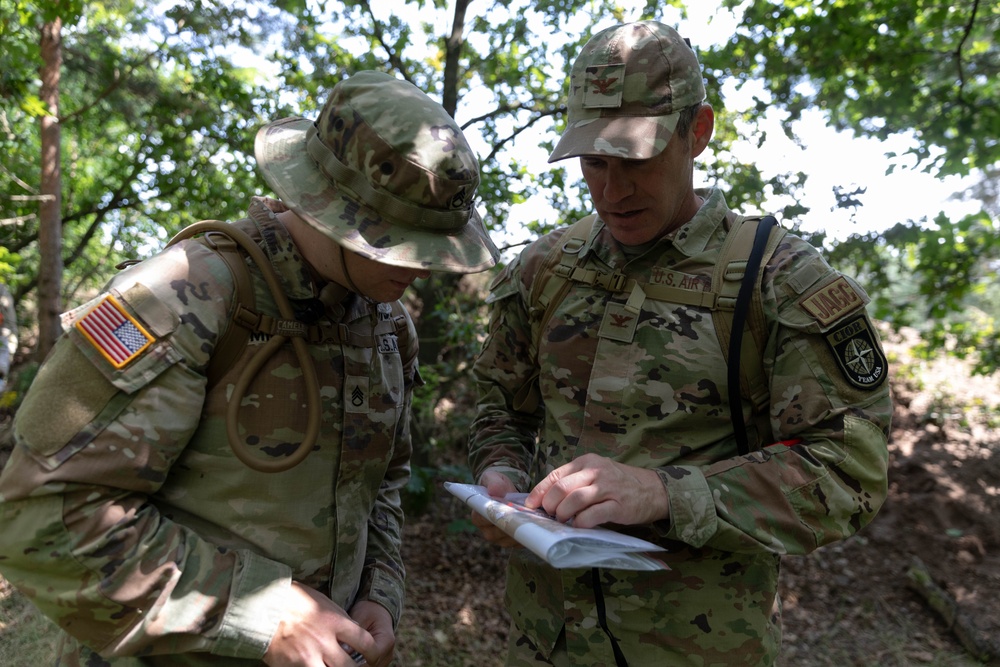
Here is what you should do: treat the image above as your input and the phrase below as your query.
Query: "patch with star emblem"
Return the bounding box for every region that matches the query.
[824,316,887,389]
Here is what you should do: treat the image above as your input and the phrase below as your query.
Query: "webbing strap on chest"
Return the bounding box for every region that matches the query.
[172,222,408,383]
[196,231,256,391]
[232,306,406,348]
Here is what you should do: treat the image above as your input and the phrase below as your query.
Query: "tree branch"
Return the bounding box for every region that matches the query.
[0,164,36,194]
[951,0,980,103]
[359,0,412,83]
[0,213,36,228]
[442,0,470,117]
[59,43,163,124]
[483,106,564,164]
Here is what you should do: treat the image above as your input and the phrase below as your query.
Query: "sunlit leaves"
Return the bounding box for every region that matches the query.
[719,0,1000,176]
[4,0,998,373]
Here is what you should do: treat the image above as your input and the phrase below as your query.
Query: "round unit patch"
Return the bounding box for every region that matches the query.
[824,316,888,389]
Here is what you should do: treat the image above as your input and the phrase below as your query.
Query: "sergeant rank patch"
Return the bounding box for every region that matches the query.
[824,316,887,389]
[76,295,154,368]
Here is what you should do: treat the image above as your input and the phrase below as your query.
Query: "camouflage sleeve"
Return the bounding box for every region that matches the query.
[658,237,892,556]
[0,253,292,660]
[468,257,543,492]
[354,310,417,627]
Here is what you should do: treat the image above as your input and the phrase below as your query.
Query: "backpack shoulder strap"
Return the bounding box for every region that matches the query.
[165,219,322,473]
[166,221,260,390]
[528,214,599,327]
[712,214,786,454]
[511,214,598,413]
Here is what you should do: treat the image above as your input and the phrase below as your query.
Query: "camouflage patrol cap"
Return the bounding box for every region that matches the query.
[548,21,706,162]
[255,70,499,273]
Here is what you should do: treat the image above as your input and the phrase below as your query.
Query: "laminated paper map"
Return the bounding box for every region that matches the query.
[445,482,669,571]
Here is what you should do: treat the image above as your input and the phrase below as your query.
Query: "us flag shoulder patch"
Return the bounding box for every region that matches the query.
[76,295,154,368]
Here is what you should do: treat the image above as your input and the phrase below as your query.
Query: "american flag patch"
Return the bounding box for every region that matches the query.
[76,295,154,368]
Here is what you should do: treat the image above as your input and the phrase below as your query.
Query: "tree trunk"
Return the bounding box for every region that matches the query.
[416,0,470,367]
[36,16,63,362]
[441,0,469,117]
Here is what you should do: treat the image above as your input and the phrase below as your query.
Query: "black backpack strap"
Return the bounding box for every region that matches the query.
[728,215,779,455]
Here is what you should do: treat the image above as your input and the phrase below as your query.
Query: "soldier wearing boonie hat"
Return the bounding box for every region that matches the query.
[470,20,891,667]
[256,69,497,274]
[0,70,497,666]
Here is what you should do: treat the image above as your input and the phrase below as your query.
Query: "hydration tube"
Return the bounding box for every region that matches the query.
[167,220,321,473]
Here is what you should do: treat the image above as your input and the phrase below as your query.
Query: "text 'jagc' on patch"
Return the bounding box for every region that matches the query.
[799,275,864,326]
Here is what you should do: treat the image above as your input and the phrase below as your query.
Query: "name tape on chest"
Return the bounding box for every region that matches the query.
[76,295,155,368]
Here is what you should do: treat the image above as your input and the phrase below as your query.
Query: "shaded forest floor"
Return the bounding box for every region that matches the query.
[2,328,1000,666]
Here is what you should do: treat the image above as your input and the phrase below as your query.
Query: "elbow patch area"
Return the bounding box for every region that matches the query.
[791,415,889,548]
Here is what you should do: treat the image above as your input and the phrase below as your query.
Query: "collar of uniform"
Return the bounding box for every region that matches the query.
[246,196,320,301]
[587,187,728,267]
[667,187,729,257]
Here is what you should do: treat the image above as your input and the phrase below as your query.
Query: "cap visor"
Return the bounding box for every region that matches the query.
[548,114,680,162]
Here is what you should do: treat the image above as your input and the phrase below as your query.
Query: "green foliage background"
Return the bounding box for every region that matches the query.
[1,0,998,437]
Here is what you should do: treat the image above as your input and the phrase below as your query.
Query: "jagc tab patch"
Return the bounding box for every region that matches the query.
[825,316,887,389]
[76,295,154,369]
[800,275,865,327]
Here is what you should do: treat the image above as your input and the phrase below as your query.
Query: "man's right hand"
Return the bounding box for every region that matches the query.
[264,582,376,667]
[471,470,520,548]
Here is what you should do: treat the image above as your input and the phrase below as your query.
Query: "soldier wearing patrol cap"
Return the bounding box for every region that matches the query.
[469,20,891,666]
[0,70,497,667]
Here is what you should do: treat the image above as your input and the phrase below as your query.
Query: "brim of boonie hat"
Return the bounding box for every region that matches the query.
[255,117,498,274]
[547,112,681,163]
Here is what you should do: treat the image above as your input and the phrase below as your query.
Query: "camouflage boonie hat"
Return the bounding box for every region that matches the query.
[255,70,499,273]
[548,21,706,162]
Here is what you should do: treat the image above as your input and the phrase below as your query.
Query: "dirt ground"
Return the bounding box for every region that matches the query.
[394,330,1000,666]
[2,328,999,666]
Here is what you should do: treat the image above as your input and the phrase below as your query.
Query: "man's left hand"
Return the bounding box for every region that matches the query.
[349,600,395,667]
[524,453,669,529]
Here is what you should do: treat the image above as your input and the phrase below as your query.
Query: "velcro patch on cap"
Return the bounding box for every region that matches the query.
[583,64,625,109]
[75,295,154,369]
[825,316,888,389]
[799,275,865,327]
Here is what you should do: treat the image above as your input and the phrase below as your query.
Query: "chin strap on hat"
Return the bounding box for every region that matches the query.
[167,221,321,473]
[333,242,364,297]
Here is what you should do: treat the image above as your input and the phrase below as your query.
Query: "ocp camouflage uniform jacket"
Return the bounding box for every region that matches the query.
[469,188,892,666]
[0,197,415,665]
